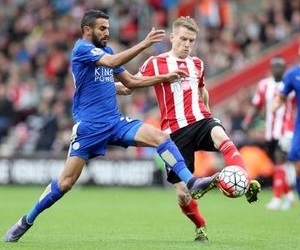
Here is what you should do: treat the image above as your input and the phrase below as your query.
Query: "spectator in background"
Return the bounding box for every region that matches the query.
[44,42,69,90]
[0,84,14,142]
[0,0,299,158]
[33,101,66,154]
[243,56,295,210]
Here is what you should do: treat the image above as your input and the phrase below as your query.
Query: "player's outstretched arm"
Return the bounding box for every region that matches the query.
[115,70,188,89]
[97,28,165,68]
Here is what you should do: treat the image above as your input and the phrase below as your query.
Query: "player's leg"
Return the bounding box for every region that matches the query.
[116,120,218,198]
[165,139,208,242]
[278,136,295,210]
[22,120,109,224]
[294,161,300,202]
[29,156,86,222]
[265,140,286,209]
[162,135,208,242]
[166,126,211,242]
[280,162,295,210]
[209,124,261,203]
[266,166,285,210]
[174,182,208,242]
[4,156,86,243]
[133,123,194,183]
[210,126,245,168]
[265,140,295,210]
[142,124,217,196]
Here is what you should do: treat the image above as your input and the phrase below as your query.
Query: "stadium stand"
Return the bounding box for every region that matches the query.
[0,0,299,165]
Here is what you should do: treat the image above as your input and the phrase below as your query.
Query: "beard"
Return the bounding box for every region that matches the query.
[91,32,108,48]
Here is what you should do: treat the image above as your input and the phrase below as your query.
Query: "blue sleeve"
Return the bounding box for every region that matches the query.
[75,43,105,64]
[74,43,125,73]
[282,69,294,96]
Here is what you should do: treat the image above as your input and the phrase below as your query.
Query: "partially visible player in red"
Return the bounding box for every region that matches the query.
[136,16,261,242]
[243,56,296,210]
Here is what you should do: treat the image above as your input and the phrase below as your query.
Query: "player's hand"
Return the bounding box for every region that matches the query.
[142,27,166,48]
[272,100,281,113]
[115,82,134,95]
[164,70,189,82]
[272,94,286,112]
[120,87,133,95]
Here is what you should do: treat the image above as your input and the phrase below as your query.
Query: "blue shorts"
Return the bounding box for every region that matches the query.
[68,116,143,161]
[288,131,300,161]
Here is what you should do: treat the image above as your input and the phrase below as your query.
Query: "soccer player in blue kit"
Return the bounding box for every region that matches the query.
[273,46,300,206]
[4,9,218,242]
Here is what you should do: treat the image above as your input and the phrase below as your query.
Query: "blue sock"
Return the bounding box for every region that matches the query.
[295,176,300,201]
[157,138,193,183]
[26,180,65,224]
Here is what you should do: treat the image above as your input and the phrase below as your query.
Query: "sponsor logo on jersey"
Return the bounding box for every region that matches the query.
[90,48,104,56]
[170,77,198,92]
[178,62,186,69]
[95,67,114,82]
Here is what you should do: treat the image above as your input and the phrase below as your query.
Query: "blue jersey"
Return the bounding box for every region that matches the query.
[281,65,300,161]
[69,39,143,160]
[71,39,125,123]
[281,65,300,129]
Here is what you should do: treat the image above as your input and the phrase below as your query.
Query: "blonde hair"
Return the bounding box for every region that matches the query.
[172,16,199,34]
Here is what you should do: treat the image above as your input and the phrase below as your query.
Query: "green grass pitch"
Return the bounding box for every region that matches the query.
[0,185,299,250]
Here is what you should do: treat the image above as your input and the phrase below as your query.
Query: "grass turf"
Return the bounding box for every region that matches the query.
[0,185,299,250]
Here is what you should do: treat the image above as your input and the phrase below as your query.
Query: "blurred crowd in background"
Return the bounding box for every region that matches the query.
[0,0,299,161]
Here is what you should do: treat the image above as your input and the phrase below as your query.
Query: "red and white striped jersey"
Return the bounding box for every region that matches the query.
[137,52,211,134]
[252,76,296,140]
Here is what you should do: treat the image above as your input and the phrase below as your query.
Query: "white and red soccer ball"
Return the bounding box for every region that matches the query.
[217,165,250,198]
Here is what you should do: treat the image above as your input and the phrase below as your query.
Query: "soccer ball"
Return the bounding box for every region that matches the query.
[217,165,250,198]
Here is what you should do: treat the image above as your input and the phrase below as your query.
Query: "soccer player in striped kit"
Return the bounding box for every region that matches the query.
[243,56,296,210]
[136,16,261,242]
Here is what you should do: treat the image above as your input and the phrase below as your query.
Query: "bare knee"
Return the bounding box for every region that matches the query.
[211,126,229,148]
[175,183,192,205]
[177,192,192,205]
[58,177,75,192]
[57,156,85,192]
[134,124,170,147]
[155,130,170,145]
